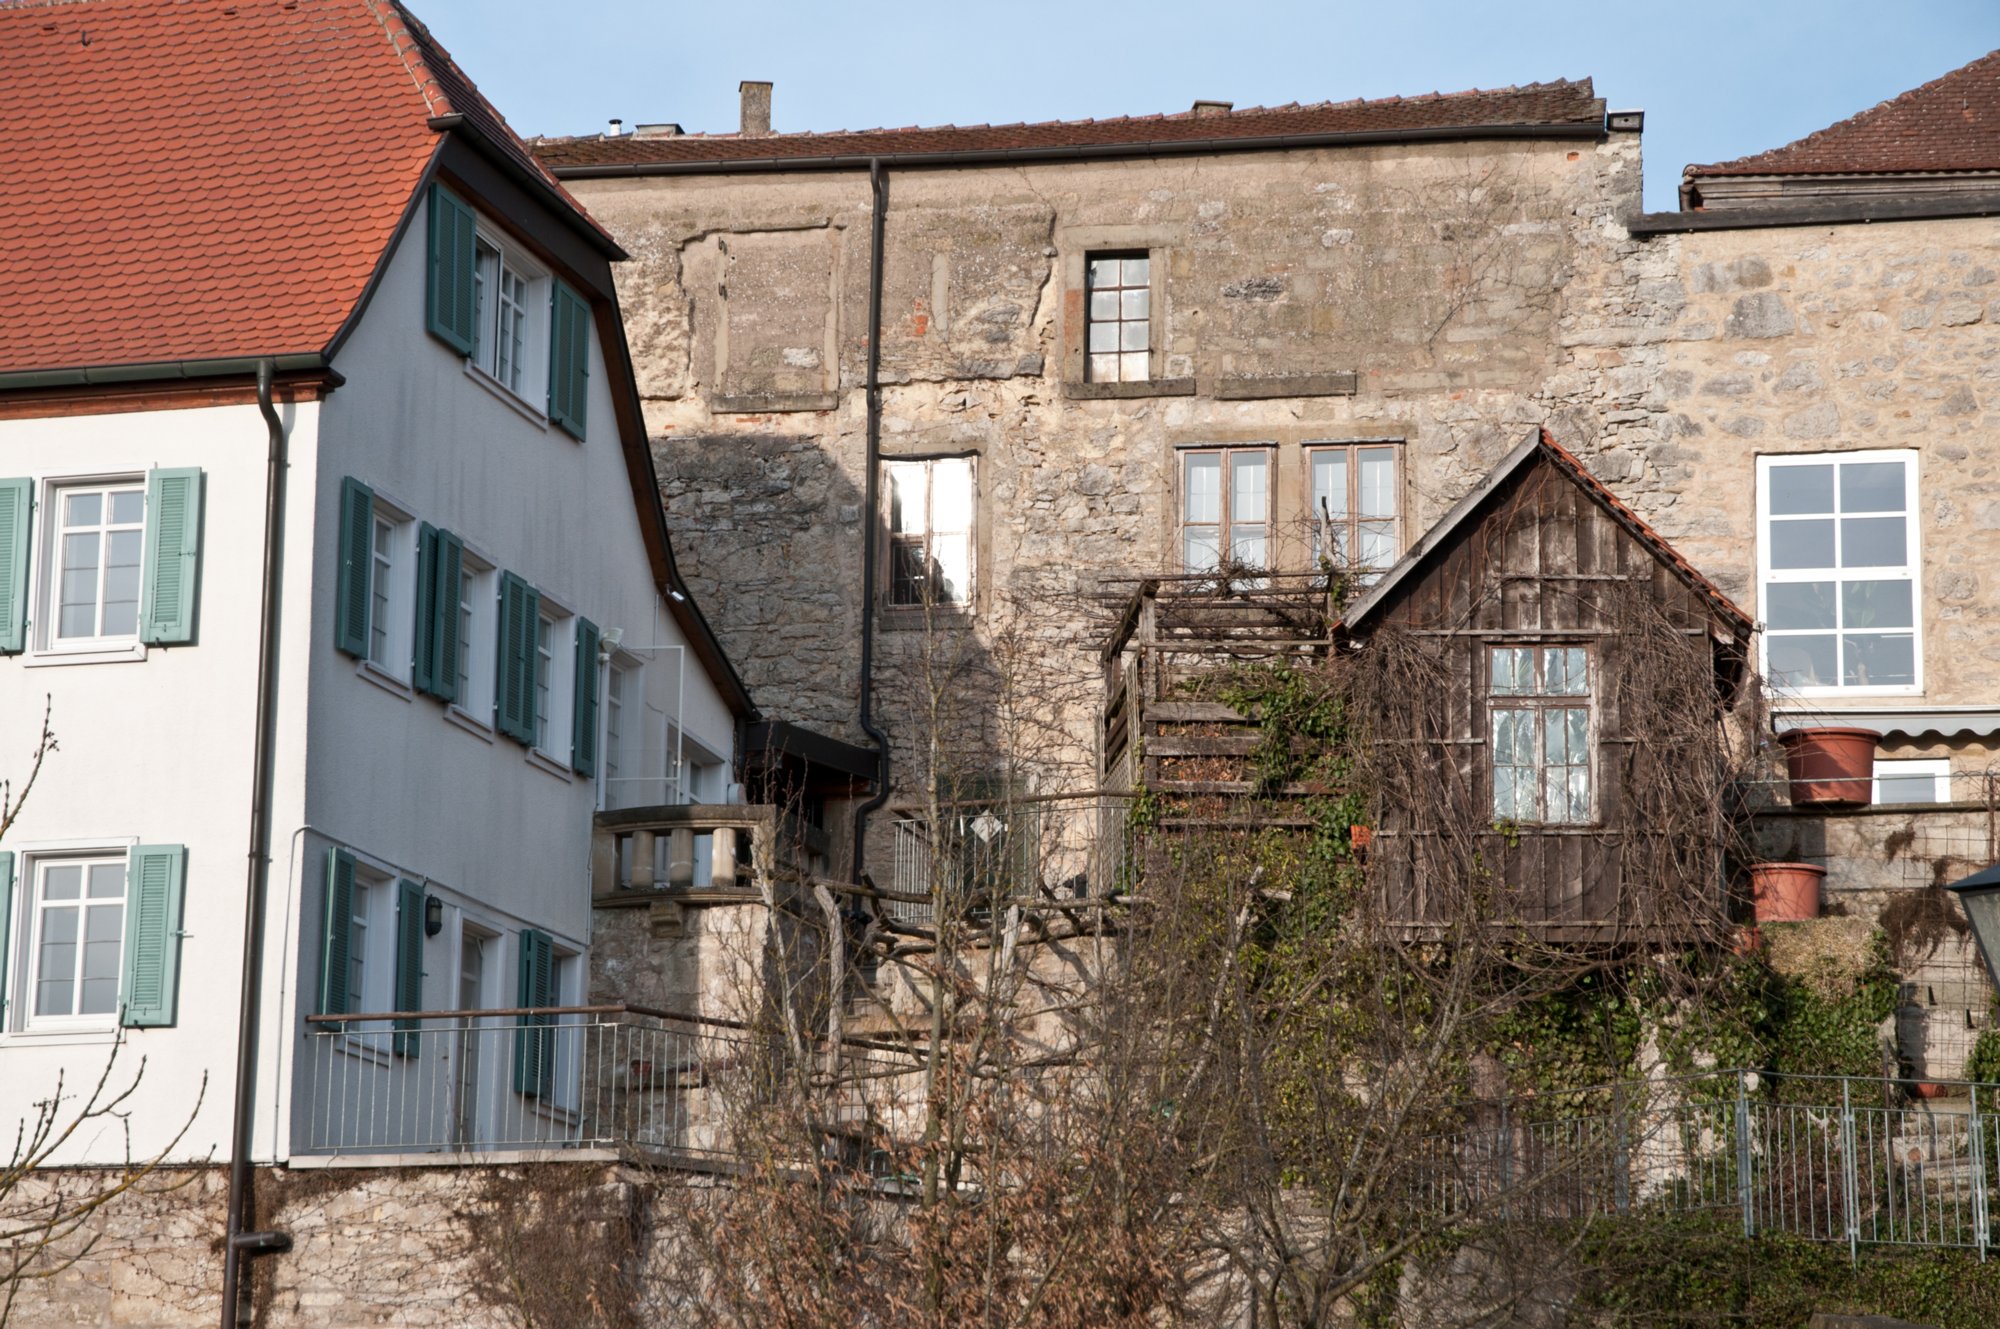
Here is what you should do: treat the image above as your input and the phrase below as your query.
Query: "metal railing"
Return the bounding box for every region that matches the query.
[887,795,1128,927]
[1422,1070,2000,1258]
[297,1005,923,1160]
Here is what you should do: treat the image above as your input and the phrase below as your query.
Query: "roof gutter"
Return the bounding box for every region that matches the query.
[429,113,628,261]
[545,120,1608,180]
[0,352,335,394]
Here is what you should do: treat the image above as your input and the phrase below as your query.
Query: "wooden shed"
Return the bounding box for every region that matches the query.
[1341,428,1754,941]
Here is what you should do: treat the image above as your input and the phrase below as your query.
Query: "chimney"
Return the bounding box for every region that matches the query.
[634,122,685,138]
[606,118,624,137]
[739,80,773,136]
[1191,99,1233,117]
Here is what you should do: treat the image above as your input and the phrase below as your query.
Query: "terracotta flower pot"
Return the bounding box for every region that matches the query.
[1749,862,1825,923]
[1778,726,1880,807]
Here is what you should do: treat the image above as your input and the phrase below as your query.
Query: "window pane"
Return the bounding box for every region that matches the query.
[1768,464,1834,516]
[1120,288,1149,321]
[80,903,122,1015]
[43,865,81,901]
[1841,516,1906,568]
[1765,582,1836,630]
[1230,525,1266,568]
[1492,766,1523,821]
[1088,321,1118,353]
[1542,708,1571,765]
[59,531,99,637]
[102,529,141,638]
[888,464,924,536]
[1490,648,1532,695]
[1840,461,1905,514]
[932,532,971,604]
[1563,766,1591,824]
[1565,707,1589,759]
[1088,353,1120,382]
[1120,256,1149,286]
[890,540,926,605]
[1087,257,1121,288]
[1090,290,1119,321]
[1769,519,1835,570]
[1184,526,1220,572]
[1184,455,1220,524]
[1877,772,1943,804]
[1842,579,1912,630]
[87,863,124,899]
[1119,320,1149,352]
[1843,633,1915,688]
[1357,448,1397,517]
[1119,351,1148,381]
[1494,709,1535,765]
[1311,453,1348,519]
[110,490,144,524]
[1541,648,1588,696]
[1768,634,1837,688]
[1231,453,1268,524]
[36,906,77,1016]
[931,459,973,533]
[1356,521,1396,570]
[64,492,101,526]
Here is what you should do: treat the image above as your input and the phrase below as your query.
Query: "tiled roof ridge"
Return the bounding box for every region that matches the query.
[363,0,449,118]
[1535,428,1751,629]
[1687,49,2000,178]
[532,76,1597,149]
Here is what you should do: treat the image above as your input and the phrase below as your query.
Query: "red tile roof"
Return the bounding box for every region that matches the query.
[0,0,602,378]
[1688,49,2000,179]
[533,80,1606,171]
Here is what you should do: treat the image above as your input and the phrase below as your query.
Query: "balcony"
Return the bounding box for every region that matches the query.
[591,803,829,900]
[297,1005,921,1163]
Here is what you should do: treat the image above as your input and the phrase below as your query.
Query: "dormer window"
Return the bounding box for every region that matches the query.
[472,233,545,400]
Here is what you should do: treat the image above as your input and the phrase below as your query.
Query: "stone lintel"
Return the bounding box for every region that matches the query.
[712,391,840,414]
[1210,372,1359,400]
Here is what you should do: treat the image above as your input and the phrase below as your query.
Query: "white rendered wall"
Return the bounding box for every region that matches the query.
[0,398,321,1164]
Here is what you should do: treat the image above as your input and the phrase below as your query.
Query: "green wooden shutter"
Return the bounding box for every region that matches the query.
[121,844,186,1028]
[433,530,464,705]
[335,478,374,658]
[495,572,540,744]
[393,878,426,1057]
[547,281,590,440]
[513,928,555,1097]
[138,468,202,645]
[571,618,601,777]
[0,479,30,654]
[426,183,477,355]
[319,848,357,1017]
[413,523,439,695]
[0,852,14,1022]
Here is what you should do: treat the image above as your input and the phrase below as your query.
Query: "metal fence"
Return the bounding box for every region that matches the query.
[297,1007,925,1161]
[1423,1071,2000,1258]
[887,795,1128,927]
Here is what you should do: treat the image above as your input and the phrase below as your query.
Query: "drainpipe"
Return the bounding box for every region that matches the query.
[849,158,891,882]
[220,359,296,1325]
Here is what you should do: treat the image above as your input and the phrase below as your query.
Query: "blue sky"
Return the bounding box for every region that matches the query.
[419,1,1996,212]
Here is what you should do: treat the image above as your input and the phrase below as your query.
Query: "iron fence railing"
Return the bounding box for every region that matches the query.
[297,1006,923,1160]
[888,795,1128,927]
[1421,1070,2000,1258]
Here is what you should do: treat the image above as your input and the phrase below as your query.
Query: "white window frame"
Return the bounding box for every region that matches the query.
[470,225,551,411]
[885,457,975,609]
[1872,757,1951,805]
[1181,447,1273,574]
[337,861,397,1062]
[530,600,575,771]
[1308,442,1402,579]
[358,495,418,690]
[1488,645,1595,827]
[539,944,584,1118]
[1756,450,1923,698]
[16,850,131,1034]
[599,653,642,811]
[447,547,499,739]
[33,474,148,663]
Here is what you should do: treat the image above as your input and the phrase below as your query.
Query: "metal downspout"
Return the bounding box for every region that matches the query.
[220,359,295,1324]
[849,159,892,882]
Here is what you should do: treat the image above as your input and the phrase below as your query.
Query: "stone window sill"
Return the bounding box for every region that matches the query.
[880,605,974,632]
[712,391,840,414]
[1062,378,1195,401]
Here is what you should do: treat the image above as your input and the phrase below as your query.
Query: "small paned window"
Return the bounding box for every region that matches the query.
[1758,452,1919,693]
[51,482,144,643]
[1085,253,1150,383]
[456,556,497,723]
[364,503,414,680]
[1489,646,1592,826]
[1182,449,1270,572]
[28,856,127,1026]
[530,607,574,762]
[472,234,548,402]
[887,458,974,607]
[1309,444,1400,577]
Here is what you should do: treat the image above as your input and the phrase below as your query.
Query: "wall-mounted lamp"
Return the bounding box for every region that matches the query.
[423,893,444,938]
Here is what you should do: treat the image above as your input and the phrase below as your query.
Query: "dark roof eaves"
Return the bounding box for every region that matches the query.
[546,119,1608,178]
[0,352,335,394]
[431,114,628,259]
[1631,188,2000,235]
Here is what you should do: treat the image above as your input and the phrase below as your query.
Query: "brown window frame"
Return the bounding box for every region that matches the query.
[1487,644,1595,827]
[1306,442,1403,578]
[1180,447,1273,574]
